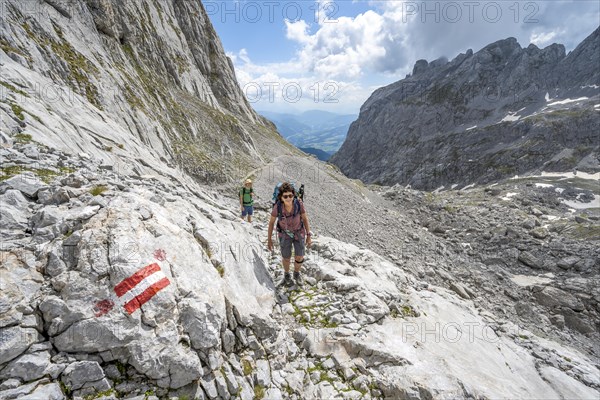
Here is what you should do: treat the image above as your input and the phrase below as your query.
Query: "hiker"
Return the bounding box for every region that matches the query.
[267,182,312,286]
[239,179,254,223]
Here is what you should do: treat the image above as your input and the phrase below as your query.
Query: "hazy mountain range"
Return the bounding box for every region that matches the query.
[259,110,356,160]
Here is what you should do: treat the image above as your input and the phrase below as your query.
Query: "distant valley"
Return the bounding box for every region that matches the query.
[259,110,356,160]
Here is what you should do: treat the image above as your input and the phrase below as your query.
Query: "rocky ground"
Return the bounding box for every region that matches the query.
[1,140,599,399]
[379,175,600,352]
[244,154,600,360]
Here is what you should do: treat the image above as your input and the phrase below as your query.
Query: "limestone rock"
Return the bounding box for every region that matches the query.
[0,351,52,382]
[61,361,105,390]
[0,173,47,198]
[330,29,600,189]
[0,327,43,364]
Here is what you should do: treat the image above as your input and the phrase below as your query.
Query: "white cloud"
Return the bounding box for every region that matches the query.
[238,48,251,64]
[228,48,375,114]
[285,19,310,44]
[286,9,402,80]
[227,1,599,114]
[530,30,561,47]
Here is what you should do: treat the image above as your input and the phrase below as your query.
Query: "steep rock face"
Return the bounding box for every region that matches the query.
[330,28,600,190]
[0,0,293,183]
[0,141,281,398]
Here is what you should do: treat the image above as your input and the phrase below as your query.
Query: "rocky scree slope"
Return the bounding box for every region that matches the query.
[1,140,599,399]
[0,0,295,184]
[378,178,600,355]
[248,154,599,367]
[330,27,600,190]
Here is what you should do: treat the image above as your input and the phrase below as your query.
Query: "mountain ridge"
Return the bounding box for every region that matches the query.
[330,27,600,190]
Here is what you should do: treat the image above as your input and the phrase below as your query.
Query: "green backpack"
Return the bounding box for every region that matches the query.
[240,187,253,206]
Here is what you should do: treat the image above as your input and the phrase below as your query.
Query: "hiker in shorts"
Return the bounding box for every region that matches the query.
[267,182,312,287]
[239,179,254,223]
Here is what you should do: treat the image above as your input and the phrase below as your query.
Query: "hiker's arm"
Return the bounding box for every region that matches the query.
[267,216,276,251]
[302,213,311,237]
[267,216,276,240]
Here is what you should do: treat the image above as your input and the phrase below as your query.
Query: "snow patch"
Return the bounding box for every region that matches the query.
[501,113,520,122]
[512,171,600,181]
[540,171,600,181]
[535,183,554,188]
[501,192,518,201]
[561,195,600,210]
[545,92,550,102]
[547,97,589,106]
[542,215,560,221]
[511,274,553,287]
[466,125,478,131]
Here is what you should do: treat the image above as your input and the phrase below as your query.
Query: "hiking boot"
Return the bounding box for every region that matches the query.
[293,271,304,287]
[279,273,294,288]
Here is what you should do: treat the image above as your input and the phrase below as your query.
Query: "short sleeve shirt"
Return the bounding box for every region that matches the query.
[272,200,306,234]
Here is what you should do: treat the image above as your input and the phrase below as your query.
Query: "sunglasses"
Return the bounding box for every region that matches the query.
[282,194,294,199]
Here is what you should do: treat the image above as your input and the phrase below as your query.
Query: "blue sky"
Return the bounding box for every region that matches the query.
[207,0,600,115]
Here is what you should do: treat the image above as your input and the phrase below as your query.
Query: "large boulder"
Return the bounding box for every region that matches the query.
[533,287,585,311]
[0,351,53,382]
[61,361,110,394]
[0,173,47,199]
[0,327,43,364]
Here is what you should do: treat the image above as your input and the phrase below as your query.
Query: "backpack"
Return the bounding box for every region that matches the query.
[272,182,294,205]
[240,187,253,205]
[297,184,305,201]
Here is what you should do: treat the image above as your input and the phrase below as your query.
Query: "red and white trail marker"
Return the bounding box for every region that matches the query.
[114,263,170,314]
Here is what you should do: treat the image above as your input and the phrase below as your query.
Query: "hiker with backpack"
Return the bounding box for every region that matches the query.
[239,179,254,223]
[267,182,312,287]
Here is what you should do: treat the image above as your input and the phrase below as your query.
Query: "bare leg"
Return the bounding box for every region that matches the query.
[294,256,303,272]
[282,257,291,273]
